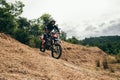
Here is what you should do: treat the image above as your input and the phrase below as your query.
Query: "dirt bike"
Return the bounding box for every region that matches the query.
[39,29,62,59]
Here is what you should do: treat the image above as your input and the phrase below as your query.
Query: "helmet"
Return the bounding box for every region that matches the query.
[50,19,56,23]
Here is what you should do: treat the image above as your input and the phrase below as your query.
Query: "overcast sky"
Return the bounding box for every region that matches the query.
[7,0,120,39]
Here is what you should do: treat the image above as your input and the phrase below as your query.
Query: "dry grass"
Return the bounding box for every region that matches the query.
[0,33,119,80]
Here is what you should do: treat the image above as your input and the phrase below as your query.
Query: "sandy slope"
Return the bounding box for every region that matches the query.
[61,41,107,67]
[0,33,118,80]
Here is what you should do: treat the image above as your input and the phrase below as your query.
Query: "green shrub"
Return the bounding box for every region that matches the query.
[29,37,40,48]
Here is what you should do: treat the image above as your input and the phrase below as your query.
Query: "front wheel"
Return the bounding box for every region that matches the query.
[51,44,62,59]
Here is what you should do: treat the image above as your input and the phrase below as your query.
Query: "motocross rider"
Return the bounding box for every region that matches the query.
[42,20,60,48]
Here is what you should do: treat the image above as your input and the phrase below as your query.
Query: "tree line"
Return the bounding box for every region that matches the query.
[1,0,120,56]
[0,0,66,48]
[66,36,120,55]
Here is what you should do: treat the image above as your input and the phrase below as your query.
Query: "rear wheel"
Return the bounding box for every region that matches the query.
[51,44,62,59]
[40,42,46,52]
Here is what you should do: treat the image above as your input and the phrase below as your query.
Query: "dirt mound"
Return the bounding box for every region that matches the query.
[0,33,117,80]
[61,41,107,67]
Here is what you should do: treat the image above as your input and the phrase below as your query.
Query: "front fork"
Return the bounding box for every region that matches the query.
[41,39,45,48]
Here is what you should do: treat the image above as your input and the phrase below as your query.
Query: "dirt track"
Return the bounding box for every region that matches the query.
[0,33,119,80]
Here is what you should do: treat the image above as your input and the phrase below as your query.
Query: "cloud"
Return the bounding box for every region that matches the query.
[102,22,120,35]
[62,19,120,39]
[85,25,97,31]
[109,20,116,24]
[60,17,120,40]
[73,19,120,39]
[99,23,106,27]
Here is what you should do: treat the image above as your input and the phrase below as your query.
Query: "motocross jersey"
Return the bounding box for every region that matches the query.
[45,24,60,33]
